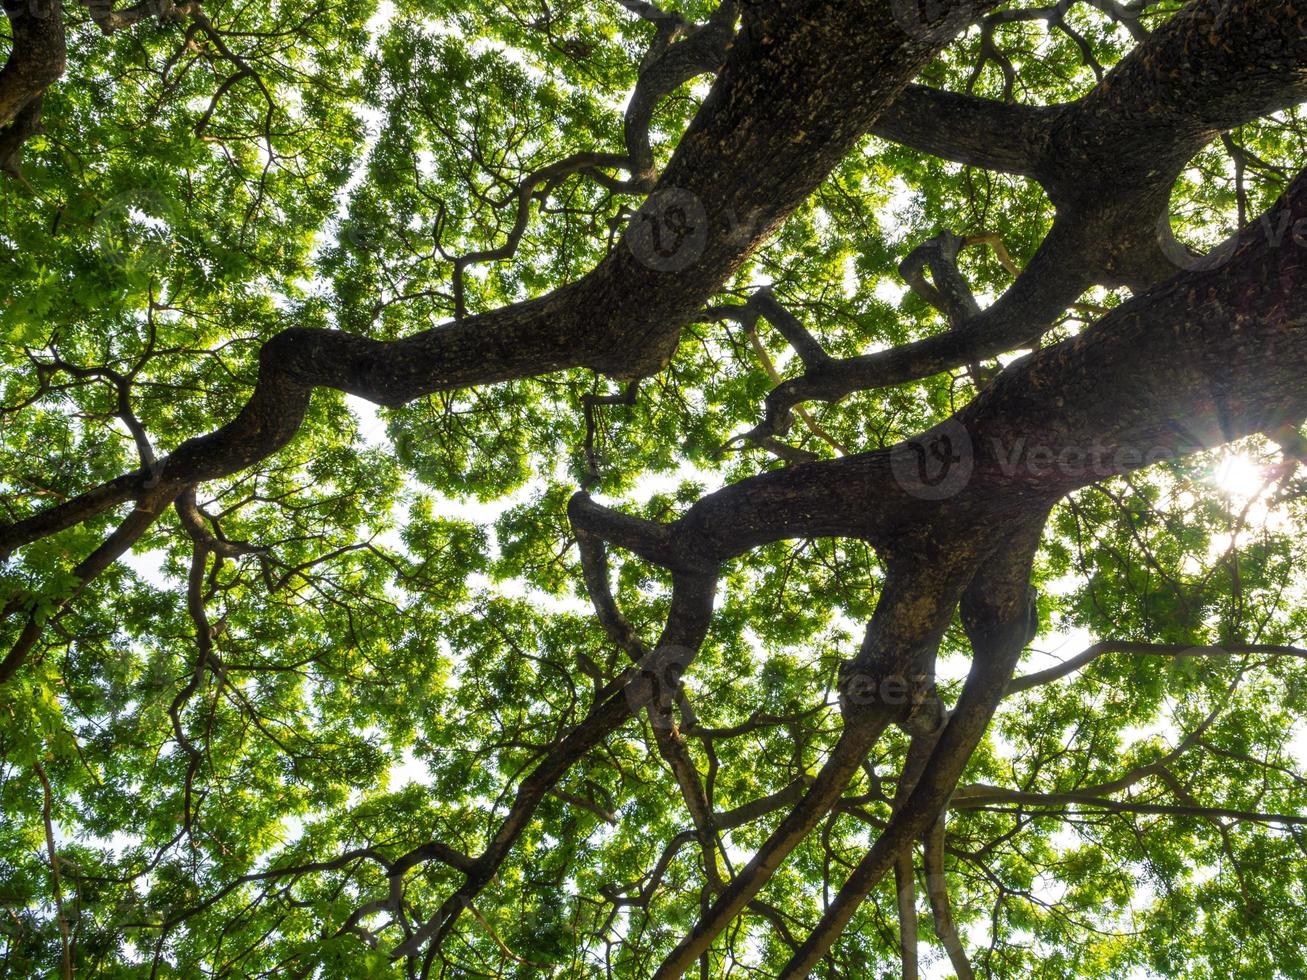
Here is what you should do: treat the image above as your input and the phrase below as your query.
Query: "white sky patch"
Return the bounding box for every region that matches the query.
[389,744,431,788]
[873,276,907,306]
[996,348,1031,367]
[346,393,389,446]
[883,176,916,234]
[1011,570,1094,676]
[936,650,972,687]
[841,253,859,297]
[1025,623,1095,670]
[122,547,174,588]
[593,460,710,509]
[1118,714,1177,748]
[1202,447,1298,553]
[366,0,396,37]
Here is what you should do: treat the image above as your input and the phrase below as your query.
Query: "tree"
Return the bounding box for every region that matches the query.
[1,0,1305,974]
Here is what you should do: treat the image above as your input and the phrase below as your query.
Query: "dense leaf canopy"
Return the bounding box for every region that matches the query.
[1,0,1306,977]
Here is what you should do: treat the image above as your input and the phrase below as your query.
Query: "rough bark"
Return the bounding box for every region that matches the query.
[0,0,991,566]
[0,0,65,169]
[755,0,1307,437]
[777,534,1043,976]
[588,167,1306,976]
[597,168,1307,581]
[4,0,1307,971]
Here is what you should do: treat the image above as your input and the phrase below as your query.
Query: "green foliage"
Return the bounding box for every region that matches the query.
[2,1,1306,976]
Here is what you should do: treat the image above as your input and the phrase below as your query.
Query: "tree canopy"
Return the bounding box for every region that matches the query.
[1,0,1306,976]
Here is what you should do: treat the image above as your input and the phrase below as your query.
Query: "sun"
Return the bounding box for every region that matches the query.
[1211,450,1269,499]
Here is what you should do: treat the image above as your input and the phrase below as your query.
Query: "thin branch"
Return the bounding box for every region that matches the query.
[34,761,73,980]
[1005,641,1307,696]
[951,791,1307,827]
[895,850,920,980]
[923,817,975,980]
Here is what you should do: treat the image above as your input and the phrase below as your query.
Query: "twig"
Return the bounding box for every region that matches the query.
[35,761,73,979]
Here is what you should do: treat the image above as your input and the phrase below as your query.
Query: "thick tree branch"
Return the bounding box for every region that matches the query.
[0,480,183,683]
[83,0,195,35]
[874,0,1307,202]
[0,1,64,126]
[871,84,1056,177]
[951,790,1307,827]
[0,0,65,170]
[750,214,1123,439]
[0,0,982,584]
[620,0,740,189]
[779,527,1043,977]
[752,0,1307,436]
[704,290,847,457]
[34,760,72,979]
[895,849,920,980]
[619,168,1307,578]
[651,558,978,979]
[575,528,725,886]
